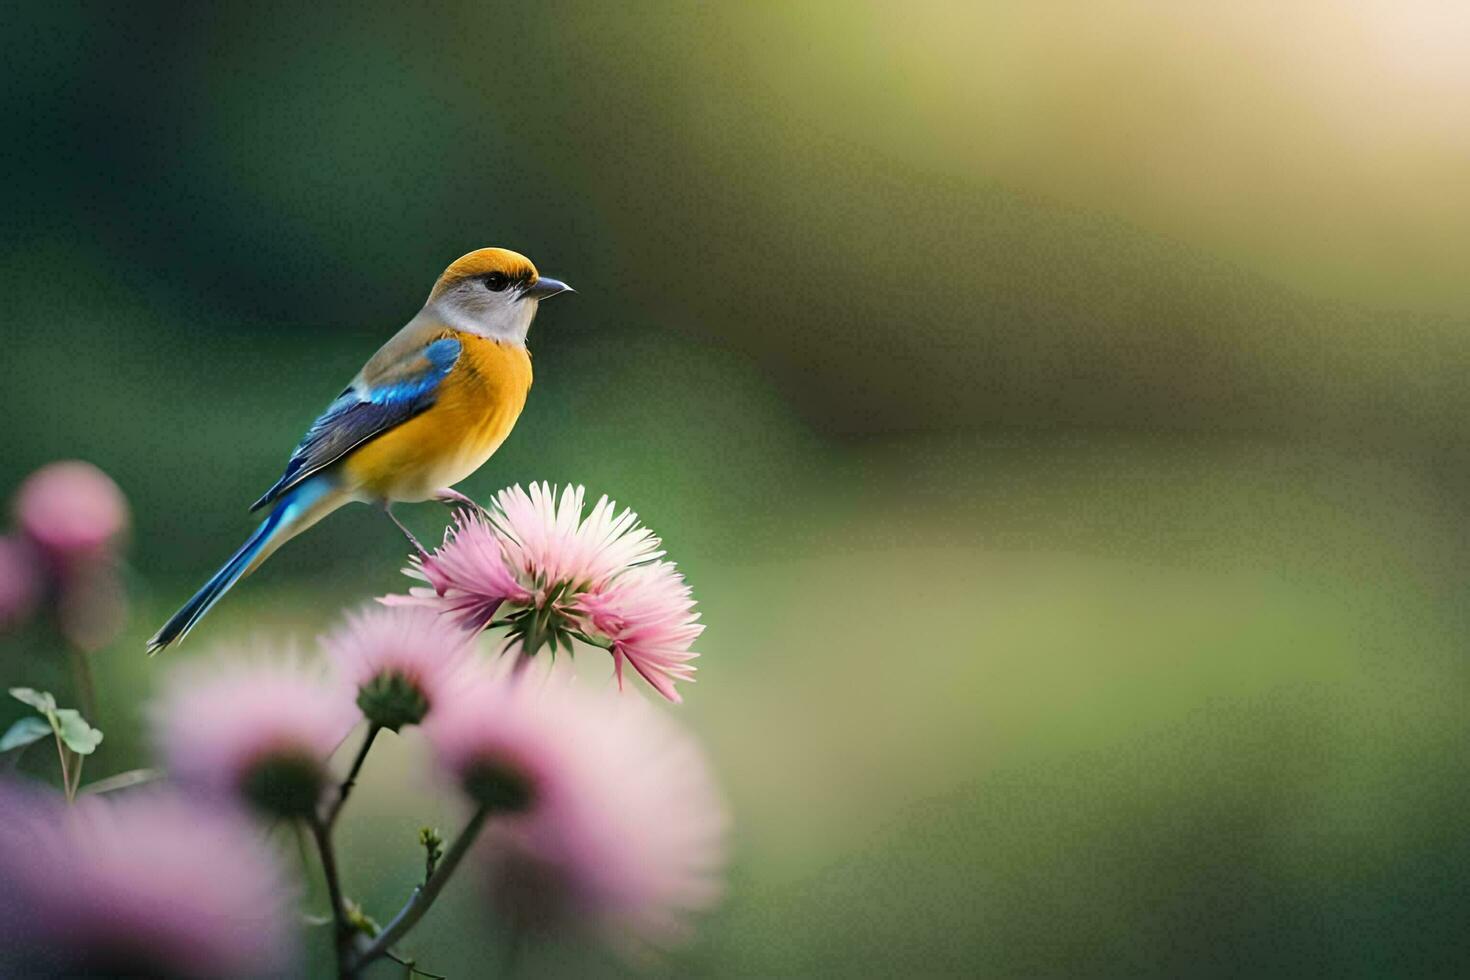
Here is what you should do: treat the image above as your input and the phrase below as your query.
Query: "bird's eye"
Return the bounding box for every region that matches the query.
[484,272,509,292]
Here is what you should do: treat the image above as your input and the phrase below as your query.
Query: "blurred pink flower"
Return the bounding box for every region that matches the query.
[149,650,357,818]
[0,783,299,977]
[322,604,475,730]
[387,483,702,701]
[56,559,128,652]
[424,665,727,958]
[13,460,129,565]
[0,536,41,629]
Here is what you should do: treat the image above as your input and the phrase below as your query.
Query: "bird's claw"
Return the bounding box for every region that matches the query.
[434,488,491,521]
[382,504,431,558]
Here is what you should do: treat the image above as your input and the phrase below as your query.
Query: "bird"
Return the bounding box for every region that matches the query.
[147,247,572,653]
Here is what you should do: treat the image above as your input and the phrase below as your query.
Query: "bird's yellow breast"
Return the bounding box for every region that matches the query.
[342,333,532,502]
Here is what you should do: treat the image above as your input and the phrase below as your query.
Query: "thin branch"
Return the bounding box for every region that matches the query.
[327,724,380,827]
[348,806,492,975]
[309,817,353,978]
[385,949,447,980]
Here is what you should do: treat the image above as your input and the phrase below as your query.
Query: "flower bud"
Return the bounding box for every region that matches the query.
[355,670,430,732]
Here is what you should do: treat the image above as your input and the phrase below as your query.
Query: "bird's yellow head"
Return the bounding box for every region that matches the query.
[425,247,573,344]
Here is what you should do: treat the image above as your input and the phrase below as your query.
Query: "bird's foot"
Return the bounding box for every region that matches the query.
[382,503,430,559]
[434,488,491,521]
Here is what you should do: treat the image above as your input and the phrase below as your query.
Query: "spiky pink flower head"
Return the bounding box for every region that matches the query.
[424,664,727,958]
[0,536,40,630]
[0,784,299,977]
[573,560,701,701]
[12,460,129,566]
[386,483,703,702]
[322,604,476,731]
[149,650,357,819]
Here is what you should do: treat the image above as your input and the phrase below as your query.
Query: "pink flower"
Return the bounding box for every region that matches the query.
[0,783,299,977]
[149,650,357,818]
[490,482,664,588]
[574,561,701,702]
[322,604,475,730]
[424,665,727,958]
[387,483,702,701]
[391,515,531,632]
[0,536,40,630]
[12,461,129,565]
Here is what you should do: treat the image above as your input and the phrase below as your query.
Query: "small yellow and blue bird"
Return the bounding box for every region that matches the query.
[147,247,572,653]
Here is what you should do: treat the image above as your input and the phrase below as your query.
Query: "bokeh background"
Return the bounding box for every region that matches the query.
[4,1,1470,975]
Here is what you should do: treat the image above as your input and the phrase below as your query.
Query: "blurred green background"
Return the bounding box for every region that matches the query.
[4,1,1470,976]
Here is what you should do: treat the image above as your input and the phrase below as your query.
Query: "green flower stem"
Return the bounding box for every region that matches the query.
[521,588,564,659]
[69,644,97,727]
[54,737,73,803]
[348,805,492,977]
[327,724,381,827]
[309,816,353,977]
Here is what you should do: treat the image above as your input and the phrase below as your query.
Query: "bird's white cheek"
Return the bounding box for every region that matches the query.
[478,297,535,343]
[429,293,533,344]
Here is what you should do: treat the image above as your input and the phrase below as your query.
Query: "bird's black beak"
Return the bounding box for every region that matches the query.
[521,276,573,301]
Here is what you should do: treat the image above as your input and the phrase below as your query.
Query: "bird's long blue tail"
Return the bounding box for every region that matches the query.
[147,480,336,654]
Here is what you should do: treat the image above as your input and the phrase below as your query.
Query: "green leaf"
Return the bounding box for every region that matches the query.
[9,688,56,715]
[79,768,162,795]
[419,826,445,881]
[344,898,382,938]
[0,716,52,752]
[53,709,103,755]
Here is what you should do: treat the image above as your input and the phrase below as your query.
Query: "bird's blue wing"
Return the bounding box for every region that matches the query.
[249,336,462,511]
